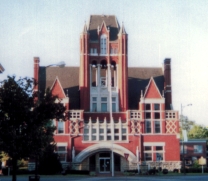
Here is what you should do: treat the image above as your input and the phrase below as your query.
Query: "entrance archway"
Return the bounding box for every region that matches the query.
[74,143,137,163]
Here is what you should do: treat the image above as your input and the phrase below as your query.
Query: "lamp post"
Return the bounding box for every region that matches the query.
[181,103,192,175]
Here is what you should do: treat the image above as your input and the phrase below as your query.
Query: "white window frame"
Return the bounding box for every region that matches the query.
[100,34,107,55]
[144,144,165,161]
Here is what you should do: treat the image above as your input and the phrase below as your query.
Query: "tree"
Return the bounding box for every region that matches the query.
[28,88,66,177]
[0,76,65,181]
[188,124,208,139]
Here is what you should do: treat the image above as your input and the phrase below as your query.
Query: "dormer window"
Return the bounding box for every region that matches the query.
[100,34,107,54]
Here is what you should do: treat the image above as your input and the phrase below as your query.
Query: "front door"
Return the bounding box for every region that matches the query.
[99,158,110,173]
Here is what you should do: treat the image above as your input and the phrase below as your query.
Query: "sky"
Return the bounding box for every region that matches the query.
[0,0,208,126]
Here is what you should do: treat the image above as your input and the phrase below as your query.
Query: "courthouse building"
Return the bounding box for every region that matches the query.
[34,15,180,173]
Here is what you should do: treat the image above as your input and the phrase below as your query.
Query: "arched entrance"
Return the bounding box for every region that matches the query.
[73,143,137,173]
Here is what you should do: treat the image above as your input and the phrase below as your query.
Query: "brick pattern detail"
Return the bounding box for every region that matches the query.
[130,120,142,134]
[70,119,80,135]
[166,120,177,134]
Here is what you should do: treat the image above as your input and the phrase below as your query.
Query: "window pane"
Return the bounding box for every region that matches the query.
[84,135,89,141]
[58,121,64,133]
[112,97,116,101]
[146,112,151,119]
[92,103,97,112]
[107,129,111,133]
[145,153,152,161]
[156,146,163,151]
[122,136,126,140]
[154,104,160,110]
[114,129,119,133]
[145,104,151,110]
[92,97,97,101]
[194,145,202,153]
[99,129,104,133]
[92,129,96,134]
[114,136,119,140]
[122,128,126,134]
[156,153,163,161]
[99,135,104,140]
[144,146,152,151]
[107,136,111,140]
[92,135,96,140]
[58,146,66,151]
[101,103,107,112]
[154,112,160,119]
[112,103,116,112]
[155,121,160,133]
[84,129,89,134]
[101,97,107,101]
[146,121,151,133]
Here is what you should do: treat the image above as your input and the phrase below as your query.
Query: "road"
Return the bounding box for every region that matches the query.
[1,175,208,181]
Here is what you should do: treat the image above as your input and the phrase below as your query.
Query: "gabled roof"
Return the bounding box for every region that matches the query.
[88,15,119,41]
[144,77,163,98]
[38,66,80,109]
[39,66,164,110]
[128,67,164,109]
[50,77,66,99]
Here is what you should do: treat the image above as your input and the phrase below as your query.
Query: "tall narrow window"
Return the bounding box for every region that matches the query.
[112,97,116,112]
[155,121,160,133]
[146,121,151,133]
[57,146,67,162]
[58,121,64,134]
[92,97,97,112]
[101,97,107,112]
[100,35,107,54]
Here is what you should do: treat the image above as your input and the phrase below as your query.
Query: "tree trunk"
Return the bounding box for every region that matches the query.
[12,157,17,181]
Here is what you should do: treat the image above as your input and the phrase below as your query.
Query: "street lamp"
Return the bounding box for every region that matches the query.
[181,103,192,175]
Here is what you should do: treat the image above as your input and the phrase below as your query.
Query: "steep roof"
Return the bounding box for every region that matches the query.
[39,66,164,110]
[88,15,119,41]
[38,66,80,109]
[128,67,164,109]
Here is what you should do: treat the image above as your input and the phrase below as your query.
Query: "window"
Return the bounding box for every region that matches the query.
[83,119,127,142]
[110,48,118,55]
[194,145,202,153]
[146,121,151,133]
[92,97,97,112]
[154,112,160,119]
[100,35,107,54]
[58,121,64,134]
[154,121,160,133]
[145,104,151,110]
[154,104,160,110]
[112,97,116,112]
[180,145,187,153]
[144,145,164,161]
[57,146,67,162]
[101,97,107,112]
[146,112,151,119]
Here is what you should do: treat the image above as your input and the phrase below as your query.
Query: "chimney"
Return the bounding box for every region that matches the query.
[34,57,40,92]
[164,58,172,110]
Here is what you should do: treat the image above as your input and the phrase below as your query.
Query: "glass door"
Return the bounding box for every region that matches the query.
[99,158,110,173]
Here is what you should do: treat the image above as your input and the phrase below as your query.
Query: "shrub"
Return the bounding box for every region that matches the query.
[162,169,168,174]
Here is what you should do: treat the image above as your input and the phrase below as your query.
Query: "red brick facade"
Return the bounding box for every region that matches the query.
[34,15,180,172]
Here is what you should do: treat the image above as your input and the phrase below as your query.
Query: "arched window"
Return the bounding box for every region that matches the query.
[100,34,107,54]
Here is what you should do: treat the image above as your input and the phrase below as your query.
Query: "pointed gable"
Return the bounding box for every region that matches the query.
[51,77,66,99]
[144,77,162,99]
[100,21,108,34]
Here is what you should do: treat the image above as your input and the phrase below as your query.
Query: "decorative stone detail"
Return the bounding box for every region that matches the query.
[166,120,177,134]
[147,161,181,171]
[130,120,142,134]
[70,119,80,135]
